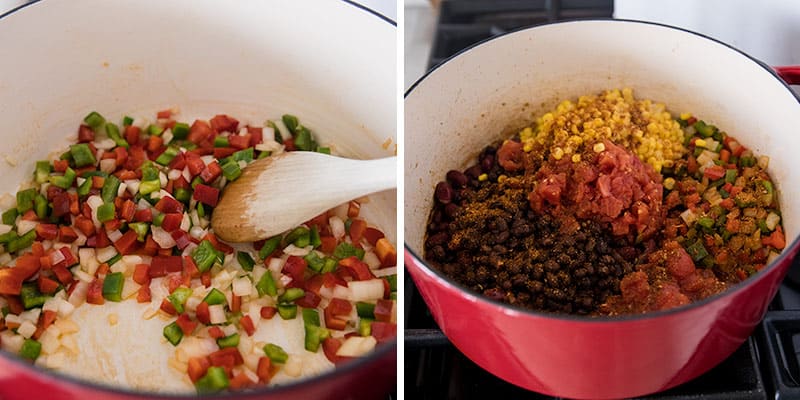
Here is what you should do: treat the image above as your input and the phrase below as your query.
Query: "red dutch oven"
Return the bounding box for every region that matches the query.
[405,20,800,399]
[0,0,396,399]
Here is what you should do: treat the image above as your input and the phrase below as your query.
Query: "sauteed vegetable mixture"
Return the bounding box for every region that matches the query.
[425,89,783,316]
[0,110,397,392]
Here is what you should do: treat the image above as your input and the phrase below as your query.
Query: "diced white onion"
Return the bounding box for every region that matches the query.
[766,212,781,231]
[107,229,123,243]
[159,172,168,188]
[680,209,697,226]
[329,216,345,239]
[363,251,381,269]
[1,331,24,353]
[168,169,182,180]
[17,320,36,339]
[758,155,770,170]
[16,220,37,235]
[60,335,79,355]
[0,224,13,235]
[125,180,140,195]
[189,226,206,240]
[374,267,397,277]
[336,336,377,357]
[255,139,284,154]
[93,138,116,150]
[122,278,140,299]
[162,129,174,145]
[283,356,303,377]
[96,246,118,263]
[57,299,75,318]
[208,304,227,324]
[99,159,117,173]
[180,213,191,232]
[74,269,94,282]
[347,279,385,302]
[46,352,65,369]
[68,281,89,307]
[232,277,252,297]
[3,314,21,326]
[152,226,176,248]
[19,308,41,323]
[283,244,312,257]
[39,329,60,354]
[267,258,285,273]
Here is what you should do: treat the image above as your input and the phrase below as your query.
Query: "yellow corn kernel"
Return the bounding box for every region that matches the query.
[478,173,488,182]
[663,177,675,190]
[498,175,507,183]
[552,147,564,160]
[593,142,605,153]
[695,139,706,148]
[523,142,533,152]
[680,112,692,120]
[571,154,581,163]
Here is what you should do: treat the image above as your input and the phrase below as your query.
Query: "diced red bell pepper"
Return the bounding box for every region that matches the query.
[193,184,220,207]
[124,145,147,170]
[35,224,58,241]
[147,135,164,153]
[228,134,251,150]
[327,298,353,316]
[171,230,192,250]
[348,219,367,243]
[196,301,211,325]
[114,230,139,255]
[208,347,244,366]
[229,372,256,390]
[37,276,60,295]
[41,309,57,332]
[324,307,347,331]
[320,236,337,254]
[374,299,394,323]
[347,201,361,218]
[58,226,78,243]
[53,159,69,173]
[213,147,236,159]
[370,321,396,343]
[132,264,150,285]
[204,232,234,254]
[137,284,152,303]
[119,200,136,222]
[160,298,177,315]
[239,315,256,336]
[230,294,241,313]
[763,225,786,250]
[201,271,212,288]
[154,196,184,214]
[260,306,277,320]
[283,137,296,151]
[703,165,726,181]
[124,125,141,145]
[103,219,123,232]
[74,216,95,236]
[282,256,307,288]
[210,114,239,133]
[295,290,321,308]
[51,193,71,218]
[86,277,105,305]
[363,228,385,246]
[375,238,397,267]
[338,257,374,281]
[134,208,153,223]
[160,213,183,232]
[185,153,206,177]
[168,153,186,170]
[200,161,222,183]
[0,255,42,295]
[187,356,211,383]
[114,147,128,168]
[188,120,214,144]
[322,337,345,364]
[256,357,271,383]
[248,126,263,146]
[152,256,183,275]
[78,124,95,142]
[175,313,198,335]
[52,265,73,286]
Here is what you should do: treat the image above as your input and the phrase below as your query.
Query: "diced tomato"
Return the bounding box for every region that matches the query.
[347,201,361,218]
[374,299,394,322]
[175,313,198,335]
[37,276,60,295]
[35,224,58,241]
[282,256,307,288]
[41,309,57,332]
[52,265,73,285]
[323,272,348,288]
[256,357,271,383]
[248,126,263,146]
[375,238,397,267]
[370,321,396,343]
[29,242,44,258]
[168,153,186,171]
[171,230,192,250]
[152,256,183,275]
[86,277,105,305]
[209,114,239,133]
[327,298,353,316]
[196,301,211,324]
[39,255,52,270]
[363,228,385,246]
[260,306,277,320]
[124,145,147,170]
[324,307,348,331]
[239,315,256,336]
[295,290,321,308]
[124,125,141,145]
[200,161,222,183]
[53,159,69,173]
[160,298,177,315]
[193,184,220,207]
[201,271,212,288]
[283,137,296,151]
[58,226,78,243]
[139,235,159,256]
[137,284,152,303]
[338,257,374,281]
[228,134,251,150]
[78,124,95,143]
[703,165,726,181]
[103,219,122,232]
[117,199,135,222]
[208,347,244,366]
[320,236,337,254]
[134,208,152,223]
[213,147,236,159]
[87,229,110,248]
[187,356,211,383]
[160,213,183,232]
[154,196,184,214]
[147,135,164,153]
[96,263,109,277]
[188,120,214,144]
[113,230,139,255]
[113,146,129,168]
[349,219,366,243]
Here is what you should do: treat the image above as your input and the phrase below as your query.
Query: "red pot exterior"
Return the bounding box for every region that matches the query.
[0,342,396,400]
[406,247,796,399]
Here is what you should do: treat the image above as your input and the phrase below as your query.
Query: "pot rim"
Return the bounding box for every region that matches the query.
[0,0,397,398]
[404,18,800,324]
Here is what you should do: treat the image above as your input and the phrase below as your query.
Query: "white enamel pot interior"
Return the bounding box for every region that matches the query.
[0,0,396,397]
[405,19,800,397]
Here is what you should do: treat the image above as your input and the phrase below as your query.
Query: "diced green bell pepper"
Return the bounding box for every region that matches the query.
[84,111,106,131]
[358,318,373,336]
[163,321,183,346]
[20,283,49,309]
[128,222,150,242]
[33,194,48,219]
[216,333,240,349]
[172,122,190,140]
[334,242,365,260]
[16,188,36,214]
[194,366,229,394]
[192,240,221,272]
[101,175,121,204]
[279,288,305,304]
[258,235,281,260]
[7,230,36,253]
[236,251,255,272]
[203,288,227,306]
[1,208,18,225]
[168,287,193,313]
[263,343,288,364]
[255,271,277,297]
[49,167,76,189]
[96,203,116,223]
[277,303,297,320]
[356,302,375,318]
[34,161,52,184]
[19,338,42,361]
[70,143,97,168]
[102,272,125,302]
[105,122,129,148]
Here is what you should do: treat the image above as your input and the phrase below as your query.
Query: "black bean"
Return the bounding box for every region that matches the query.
[465,165,483,179]
[444,203,460,219]
[481,154,495,172]
[446,170,469,188]
[425,232,449,247]
[435,181,453,204]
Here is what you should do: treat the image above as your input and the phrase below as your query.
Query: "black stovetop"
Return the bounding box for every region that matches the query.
[406,1,800,398]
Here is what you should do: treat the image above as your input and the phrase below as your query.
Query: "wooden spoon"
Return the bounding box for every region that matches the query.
[211,151,396,242]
